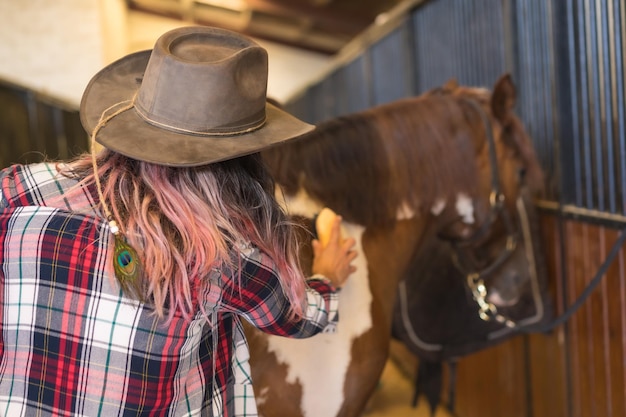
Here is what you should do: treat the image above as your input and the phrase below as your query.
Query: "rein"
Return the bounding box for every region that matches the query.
[523,228,626,333]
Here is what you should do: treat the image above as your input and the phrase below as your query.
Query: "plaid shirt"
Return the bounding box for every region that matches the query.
[0,163,339,417]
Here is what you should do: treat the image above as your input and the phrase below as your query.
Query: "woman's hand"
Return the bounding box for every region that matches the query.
[311,216,357,289]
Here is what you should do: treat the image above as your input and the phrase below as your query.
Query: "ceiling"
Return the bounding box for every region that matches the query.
[127,0,408,55]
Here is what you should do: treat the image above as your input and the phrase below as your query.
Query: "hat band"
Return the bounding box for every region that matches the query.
[133,102,266,137]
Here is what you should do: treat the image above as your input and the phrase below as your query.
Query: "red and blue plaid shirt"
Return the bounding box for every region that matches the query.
[0,163,339,417]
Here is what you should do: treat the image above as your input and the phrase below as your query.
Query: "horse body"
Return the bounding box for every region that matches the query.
[253,215,371,417]
[248,75,544,417]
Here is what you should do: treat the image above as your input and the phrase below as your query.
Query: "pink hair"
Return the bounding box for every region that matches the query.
[62,150,307,323]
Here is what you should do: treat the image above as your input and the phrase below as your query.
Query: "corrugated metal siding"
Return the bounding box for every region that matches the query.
[369,22,415,105]
[512,0,558,200]
[559,0,626,213]
[411,0,506,91]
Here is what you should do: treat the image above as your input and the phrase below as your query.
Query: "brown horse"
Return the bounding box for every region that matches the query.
[245,74,544,417]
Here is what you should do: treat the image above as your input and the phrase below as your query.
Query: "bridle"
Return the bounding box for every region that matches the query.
[429,94,626,336]
[439,98,524,328]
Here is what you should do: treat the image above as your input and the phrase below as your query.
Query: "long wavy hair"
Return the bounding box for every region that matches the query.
[63,149,307,323]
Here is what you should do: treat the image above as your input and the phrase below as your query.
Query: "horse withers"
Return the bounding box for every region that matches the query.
[246,74,545,417]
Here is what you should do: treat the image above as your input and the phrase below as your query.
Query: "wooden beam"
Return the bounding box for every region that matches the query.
[242,0,370,34]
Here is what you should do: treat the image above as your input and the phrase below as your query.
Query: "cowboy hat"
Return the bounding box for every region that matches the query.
[80,26,314,166]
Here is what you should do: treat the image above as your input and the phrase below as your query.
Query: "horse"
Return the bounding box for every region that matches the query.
[245,74,545,417]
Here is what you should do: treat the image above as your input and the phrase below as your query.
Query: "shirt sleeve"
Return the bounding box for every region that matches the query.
[209,244,339,338]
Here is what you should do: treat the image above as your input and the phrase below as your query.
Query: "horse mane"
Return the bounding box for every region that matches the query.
[264,94,485,227]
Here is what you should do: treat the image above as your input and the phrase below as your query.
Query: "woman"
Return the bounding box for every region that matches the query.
[0,26,356,416]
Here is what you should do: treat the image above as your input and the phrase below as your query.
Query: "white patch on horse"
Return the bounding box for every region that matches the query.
[455,193,475,224]
[275,186,323,218]
[255,387,270,406]
[431,198,446,216]
[269,187,372,417]
[396,201,416,220]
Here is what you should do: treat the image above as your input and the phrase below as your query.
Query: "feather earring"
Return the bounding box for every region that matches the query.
[110,220,144,301]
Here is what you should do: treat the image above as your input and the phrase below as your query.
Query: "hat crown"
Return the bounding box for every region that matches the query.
[135,27,268,135]
[80,26,314,166]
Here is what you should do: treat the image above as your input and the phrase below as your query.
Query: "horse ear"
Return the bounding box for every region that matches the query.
[491,74,516,124]
[442,78,459,92]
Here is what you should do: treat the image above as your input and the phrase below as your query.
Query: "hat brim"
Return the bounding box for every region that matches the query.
[80,50,314,167]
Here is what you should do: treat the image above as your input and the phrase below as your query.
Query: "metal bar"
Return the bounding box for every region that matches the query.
[515,0,529,144]
[600,0,616,212]
[452,0,463,84]
[589,0,605,212]
[534,0,551,185]
[458,0,467,83]
[580,0,593,209]
[537,199,626,227]
[541,0,555,183]
[614,0,626,215]
[566,0,583,207]
[465,0,476,85]
[401,19,417,96]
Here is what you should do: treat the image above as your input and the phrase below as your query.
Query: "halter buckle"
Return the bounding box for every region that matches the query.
[506,235,517,251]
[489,190,505,208]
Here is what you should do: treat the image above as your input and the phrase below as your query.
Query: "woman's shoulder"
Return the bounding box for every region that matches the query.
[1,162,98,215]
[2,162,69,206]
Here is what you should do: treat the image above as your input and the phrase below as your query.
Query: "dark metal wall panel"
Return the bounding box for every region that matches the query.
[287,55,372,124]
[411,0,507,93]
[557,0,626,214]
[326,69,345,117]
[335,55,373,116]
[288,14,419,122]
[317,73,339,122]
[510,0,559,200]
[283,94,310,124]
[369,21,415,106]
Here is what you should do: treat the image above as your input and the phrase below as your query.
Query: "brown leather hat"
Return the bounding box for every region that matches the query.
[80,26,314,166]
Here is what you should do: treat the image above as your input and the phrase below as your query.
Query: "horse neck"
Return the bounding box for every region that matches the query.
[363,216,433,328]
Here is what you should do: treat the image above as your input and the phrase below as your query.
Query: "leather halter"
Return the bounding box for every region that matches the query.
[442,99,521,328]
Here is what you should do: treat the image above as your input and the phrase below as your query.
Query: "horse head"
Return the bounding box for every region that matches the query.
[431,74,546,322]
